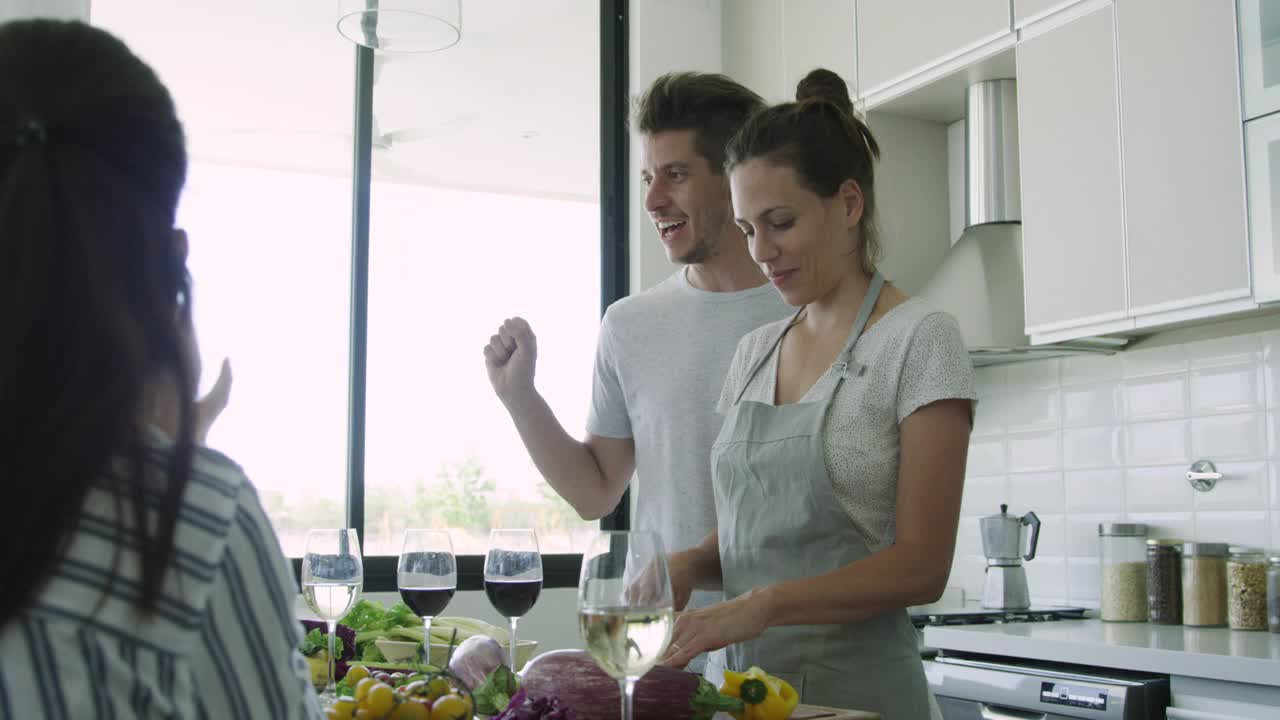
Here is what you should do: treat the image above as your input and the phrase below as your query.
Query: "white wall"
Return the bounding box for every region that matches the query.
[1,0,88,20]
[956,324,1280,608]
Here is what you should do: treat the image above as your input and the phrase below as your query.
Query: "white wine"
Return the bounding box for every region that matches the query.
[579,607,674,679]
[303,582,361,621]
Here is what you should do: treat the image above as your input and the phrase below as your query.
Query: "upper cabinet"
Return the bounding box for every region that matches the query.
[1013,0,1085,28]
[1116,0,1250,320]
[722,0,856,104]
[1238,0,1280,121]
[855,0,1009,95]
[783,0,857,100]
[1017,4,1128,335]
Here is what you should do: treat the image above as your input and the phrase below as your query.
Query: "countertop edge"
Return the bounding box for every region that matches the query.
[922,622,1280,687]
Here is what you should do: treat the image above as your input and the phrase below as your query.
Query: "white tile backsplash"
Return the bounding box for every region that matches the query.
[1008,472,1065,514]
[1193,511,1271,548]
[1061,353,1123,386]
[1065,470,1123,513]
[1124,512,1195,542]
[956,329,1280,603]
[967,438,1006,476]
[1124,466,1195,513]
[1003,390,1061,432]
[1185,333,1261,369]
[1125,419,1190,466]
[1122,344,1189,378]
[1063,426,1123,470]
[1123,374,1188,421]
[1007,431,1061,472]
[1061,382,1123,428]
[1189,365,1264,415]
[1190,413,1267,461]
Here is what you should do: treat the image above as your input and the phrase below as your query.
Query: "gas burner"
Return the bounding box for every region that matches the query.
[910,606,1087,629]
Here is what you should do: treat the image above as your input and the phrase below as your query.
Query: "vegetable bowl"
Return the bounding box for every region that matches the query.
[375,638,539,669]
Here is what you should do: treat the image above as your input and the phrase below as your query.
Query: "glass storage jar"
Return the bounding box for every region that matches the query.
[1099,523,1148,622]
[1227,547,1268,631]
[1146,538,1182,625]
[1182,542,1228,627]
[1268,552,1280,633]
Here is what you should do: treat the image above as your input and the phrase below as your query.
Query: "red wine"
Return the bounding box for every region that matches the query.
[485,579,542,618]
[399,587,455,618]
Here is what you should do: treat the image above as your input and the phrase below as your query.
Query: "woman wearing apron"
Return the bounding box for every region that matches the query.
[660,69,975,718]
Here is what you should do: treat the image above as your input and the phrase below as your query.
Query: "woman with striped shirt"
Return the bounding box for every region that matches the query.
[0,19,323,719]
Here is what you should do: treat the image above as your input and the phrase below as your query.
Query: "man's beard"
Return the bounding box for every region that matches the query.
[678,234,712,264]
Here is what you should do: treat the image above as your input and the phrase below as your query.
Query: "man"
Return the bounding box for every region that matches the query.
[483,74,790,666]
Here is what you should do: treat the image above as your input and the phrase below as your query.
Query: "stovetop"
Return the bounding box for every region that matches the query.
[908,605,1087,629]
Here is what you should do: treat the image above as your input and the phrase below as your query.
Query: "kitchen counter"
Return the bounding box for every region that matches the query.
[923,619,1280,686]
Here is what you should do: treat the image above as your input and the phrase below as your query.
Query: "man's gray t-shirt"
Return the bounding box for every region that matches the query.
[586,267,791,613]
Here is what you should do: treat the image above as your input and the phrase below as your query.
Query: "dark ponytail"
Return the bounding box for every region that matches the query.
[726,68,882,274]
[0,19,193,624]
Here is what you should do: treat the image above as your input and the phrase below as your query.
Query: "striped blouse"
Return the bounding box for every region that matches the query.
[0,433,323,719]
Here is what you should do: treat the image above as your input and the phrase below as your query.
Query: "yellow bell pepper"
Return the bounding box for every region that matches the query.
[719,666,800,720]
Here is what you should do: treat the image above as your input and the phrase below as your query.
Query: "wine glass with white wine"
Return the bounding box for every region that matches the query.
[301,528,363,700]
[578,531,674,720]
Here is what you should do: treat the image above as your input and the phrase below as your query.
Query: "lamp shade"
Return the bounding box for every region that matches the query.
[337,0,461,53]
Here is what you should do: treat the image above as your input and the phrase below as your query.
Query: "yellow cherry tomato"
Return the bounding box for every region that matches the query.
[425,677,451,702]
[365,683,396,718]
[345,665,372,686]
[354,710,373,720]
[328,698,358,720]
[430,694,470,720]
[354,677,378,704]
[388,700,431,720]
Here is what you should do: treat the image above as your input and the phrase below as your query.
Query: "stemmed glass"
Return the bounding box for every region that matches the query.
[483,529,542,670]
[397,530,456,662]
[301,529,363,700]
[577,531,674,720]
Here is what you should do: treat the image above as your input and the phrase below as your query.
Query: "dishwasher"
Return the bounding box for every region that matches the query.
[925,651,1170,719]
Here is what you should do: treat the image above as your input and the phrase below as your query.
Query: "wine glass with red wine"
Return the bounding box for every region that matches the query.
[397,530,456,661]
[484,529,542,669]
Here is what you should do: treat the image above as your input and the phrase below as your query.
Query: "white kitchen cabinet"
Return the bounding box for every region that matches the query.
[1238,0,1280,121]
[1117,0,1251,319]
[1014,0,1085,28]
[722,0,786,102]
[1246,112,1280,304]
[1017,5,1130,337]
[855,0,1009,96]
[782,0,856,101]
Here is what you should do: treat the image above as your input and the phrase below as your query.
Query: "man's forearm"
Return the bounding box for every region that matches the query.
[681,531,722,591]
[502,388,621,519]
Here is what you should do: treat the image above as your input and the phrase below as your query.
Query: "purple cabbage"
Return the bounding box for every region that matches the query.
[300,621,357,679]
[494,688,577,720]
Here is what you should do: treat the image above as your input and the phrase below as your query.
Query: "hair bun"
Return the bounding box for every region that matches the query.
[795,68,853,116]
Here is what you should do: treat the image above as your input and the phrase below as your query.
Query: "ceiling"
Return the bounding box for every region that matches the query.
[90,0,601,200]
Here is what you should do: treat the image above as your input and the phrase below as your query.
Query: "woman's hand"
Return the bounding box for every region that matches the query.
[660,589,773,669]
[194,358,232,446]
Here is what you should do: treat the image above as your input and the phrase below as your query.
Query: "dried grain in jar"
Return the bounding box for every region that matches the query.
[1182,542,1228,628]
[1146,538,1182,625]
[1227,547,1268,631]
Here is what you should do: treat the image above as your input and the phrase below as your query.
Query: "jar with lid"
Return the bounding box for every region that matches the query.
[1146,539,1182,625]
[1099,523,1147,622]
[1182,542,1228,627]
[1227,547,1268,631]
[1268,552,1280,633]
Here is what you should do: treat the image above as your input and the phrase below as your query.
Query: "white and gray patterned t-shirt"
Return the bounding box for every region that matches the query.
[717,297,976,552]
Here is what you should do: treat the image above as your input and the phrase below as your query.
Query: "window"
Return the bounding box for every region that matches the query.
[92,0,629,588]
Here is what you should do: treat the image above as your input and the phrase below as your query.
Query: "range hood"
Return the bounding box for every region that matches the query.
[917,79,1124,367]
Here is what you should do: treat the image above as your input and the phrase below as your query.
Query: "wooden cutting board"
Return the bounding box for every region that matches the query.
[791,704,880,719]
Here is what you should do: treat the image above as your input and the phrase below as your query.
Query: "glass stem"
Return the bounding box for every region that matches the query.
[509,617,519,670]
[423,616,433,664]
[621,677,637,720]
[325,619,338,693]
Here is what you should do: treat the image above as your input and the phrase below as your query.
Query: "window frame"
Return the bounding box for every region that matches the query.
[291,0,629,593]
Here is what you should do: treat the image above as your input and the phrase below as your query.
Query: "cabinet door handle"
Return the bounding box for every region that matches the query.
[979,704,1047,720]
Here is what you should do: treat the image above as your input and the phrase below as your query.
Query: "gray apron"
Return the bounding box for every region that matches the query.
[708,273,932,718]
